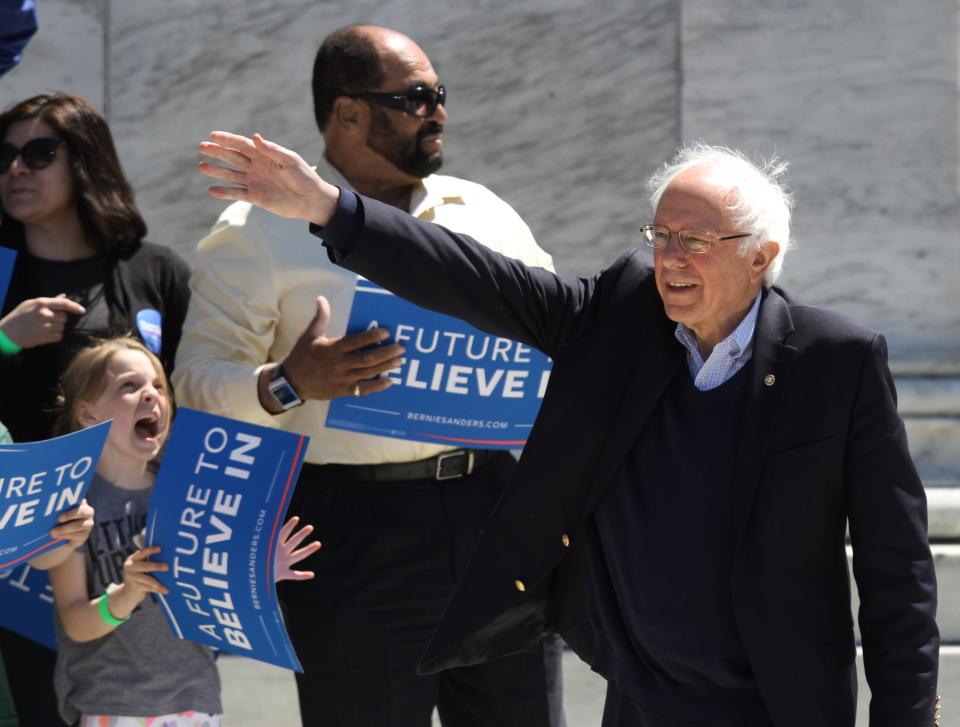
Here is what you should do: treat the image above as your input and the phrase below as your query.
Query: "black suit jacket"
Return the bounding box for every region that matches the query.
[322,195,939,727]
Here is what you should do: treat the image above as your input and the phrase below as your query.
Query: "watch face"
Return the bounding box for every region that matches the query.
[273,382,300,407]
[270,375,302,408]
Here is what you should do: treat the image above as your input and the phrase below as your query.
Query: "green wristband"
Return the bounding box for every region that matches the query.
[97,585,129,627]
[0,329,21,356]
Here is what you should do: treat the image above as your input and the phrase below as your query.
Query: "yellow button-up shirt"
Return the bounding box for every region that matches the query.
[173,158,554,465]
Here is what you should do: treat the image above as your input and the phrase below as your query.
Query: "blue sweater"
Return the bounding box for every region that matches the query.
[590,364,770,722]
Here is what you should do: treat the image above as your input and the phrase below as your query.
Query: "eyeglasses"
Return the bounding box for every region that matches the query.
[641,224,752,255]
[347,84,446,118]
[0,137,65,174]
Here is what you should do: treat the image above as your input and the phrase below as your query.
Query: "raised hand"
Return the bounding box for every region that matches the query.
[274,516,322,582]
[280,295,403,403]
[0,294,86,349]
[198,131,339,225]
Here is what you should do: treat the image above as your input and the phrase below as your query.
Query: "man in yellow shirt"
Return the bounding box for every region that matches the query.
[175,24,560,727]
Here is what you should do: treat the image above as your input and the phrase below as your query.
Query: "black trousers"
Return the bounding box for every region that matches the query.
[601,680,774,727]
[277,452,552,727]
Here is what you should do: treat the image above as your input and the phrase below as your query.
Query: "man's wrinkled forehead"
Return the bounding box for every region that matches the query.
[656,166,733,227]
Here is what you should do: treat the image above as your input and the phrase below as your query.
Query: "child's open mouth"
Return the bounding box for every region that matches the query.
[135,416,159,440]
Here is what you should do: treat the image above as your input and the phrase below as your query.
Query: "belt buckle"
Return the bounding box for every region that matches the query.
[436,450,473,480]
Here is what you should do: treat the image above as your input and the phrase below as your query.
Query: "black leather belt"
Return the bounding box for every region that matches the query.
[303,449,499,483]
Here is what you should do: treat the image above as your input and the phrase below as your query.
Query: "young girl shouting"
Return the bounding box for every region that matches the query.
[48,337,319,726]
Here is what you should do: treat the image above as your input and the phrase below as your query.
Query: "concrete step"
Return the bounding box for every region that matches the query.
[906,417,960,482]
[896,375,959,484]
[896,376,960,417]
[927,485,960,540]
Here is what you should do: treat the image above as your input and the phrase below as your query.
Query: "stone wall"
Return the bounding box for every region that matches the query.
[3,1,956,366]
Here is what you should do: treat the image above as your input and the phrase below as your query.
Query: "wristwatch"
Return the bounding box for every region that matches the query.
[267,364,304,410]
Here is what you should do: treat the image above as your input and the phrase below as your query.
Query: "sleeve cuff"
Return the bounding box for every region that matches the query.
[309,187,364,260]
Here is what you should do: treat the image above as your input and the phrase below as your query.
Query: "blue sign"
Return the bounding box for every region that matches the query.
[146,408,308,672]
[326,279,552,448]
[0,421,110,571]
[0,564,55,649]
[0,247,15,308]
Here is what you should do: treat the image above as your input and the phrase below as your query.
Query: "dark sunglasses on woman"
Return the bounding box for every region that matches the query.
[0,137,65,174]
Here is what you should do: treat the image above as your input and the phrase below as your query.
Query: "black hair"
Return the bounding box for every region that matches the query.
[312,26,387,132]
[0,92,146,256]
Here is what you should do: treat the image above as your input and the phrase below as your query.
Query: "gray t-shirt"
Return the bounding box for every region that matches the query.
[54,473,222,722]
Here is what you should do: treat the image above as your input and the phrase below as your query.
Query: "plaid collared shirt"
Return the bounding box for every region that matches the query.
[674,291,762,392]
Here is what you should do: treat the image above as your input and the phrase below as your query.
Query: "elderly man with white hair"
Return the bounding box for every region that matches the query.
[198,134,939,727]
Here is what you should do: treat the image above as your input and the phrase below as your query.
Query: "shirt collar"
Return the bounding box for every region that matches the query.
[410,174,464,217]
[315,155,463,216]
[674,290,763,366]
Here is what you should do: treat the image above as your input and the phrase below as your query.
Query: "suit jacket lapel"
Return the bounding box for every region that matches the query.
[731,288,798,547]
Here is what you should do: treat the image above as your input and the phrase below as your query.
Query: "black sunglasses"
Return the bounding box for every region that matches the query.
[347,84,446,118]
[0,137,65,174]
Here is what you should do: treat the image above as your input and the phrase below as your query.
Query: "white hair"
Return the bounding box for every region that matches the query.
[646,143,793,286]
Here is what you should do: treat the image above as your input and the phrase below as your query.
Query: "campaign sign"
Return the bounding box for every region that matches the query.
[0,564,56,649]
[146,408,308,672]
[326,279,552,448]
[0,421,109,571]
[0,246,14,307]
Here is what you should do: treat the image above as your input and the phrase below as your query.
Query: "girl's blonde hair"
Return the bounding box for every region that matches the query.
[54,336,170,436]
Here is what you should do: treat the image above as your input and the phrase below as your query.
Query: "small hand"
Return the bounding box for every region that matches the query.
[122,545,169,600]
[0,294,86,349]
[198,131,339,225]
[28,500,96,570]
[50,499,95,550]
[280,295,404,402]
[274,516,322,582]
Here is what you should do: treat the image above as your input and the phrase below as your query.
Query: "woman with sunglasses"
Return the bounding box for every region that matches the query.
[0,92,191,727]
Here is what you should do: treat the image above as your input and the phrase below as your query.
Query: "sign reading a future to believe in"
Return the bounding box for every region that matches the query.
[0,421,110,572]
[326,279,552,448]
[0,564,56,649]
[0,422,110,650]
[146,408,308,671]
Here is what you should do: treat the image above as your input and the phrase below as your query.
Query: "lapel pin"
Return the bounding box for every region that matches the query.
[763,373,776,387]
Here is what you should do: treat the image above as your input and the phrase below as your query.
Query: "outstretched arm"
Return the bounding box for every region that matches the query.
[197,131,604,356]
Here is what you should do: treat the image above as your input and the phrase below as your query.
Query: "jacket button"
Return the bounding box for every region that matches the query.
[514,579,526,592]
[763,373,776,386]
[561,534,570,547]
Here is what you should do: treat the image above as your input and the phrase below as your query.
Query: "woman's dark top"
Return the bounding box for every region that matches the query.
[0,240,191,442]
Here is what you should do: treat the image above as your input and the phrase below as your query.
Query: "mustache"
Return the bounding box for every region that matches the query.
[416,122,444,142]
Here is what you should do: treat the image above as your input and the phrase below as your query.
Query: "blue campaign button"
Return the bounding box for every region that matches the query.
[136,308,163,353]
